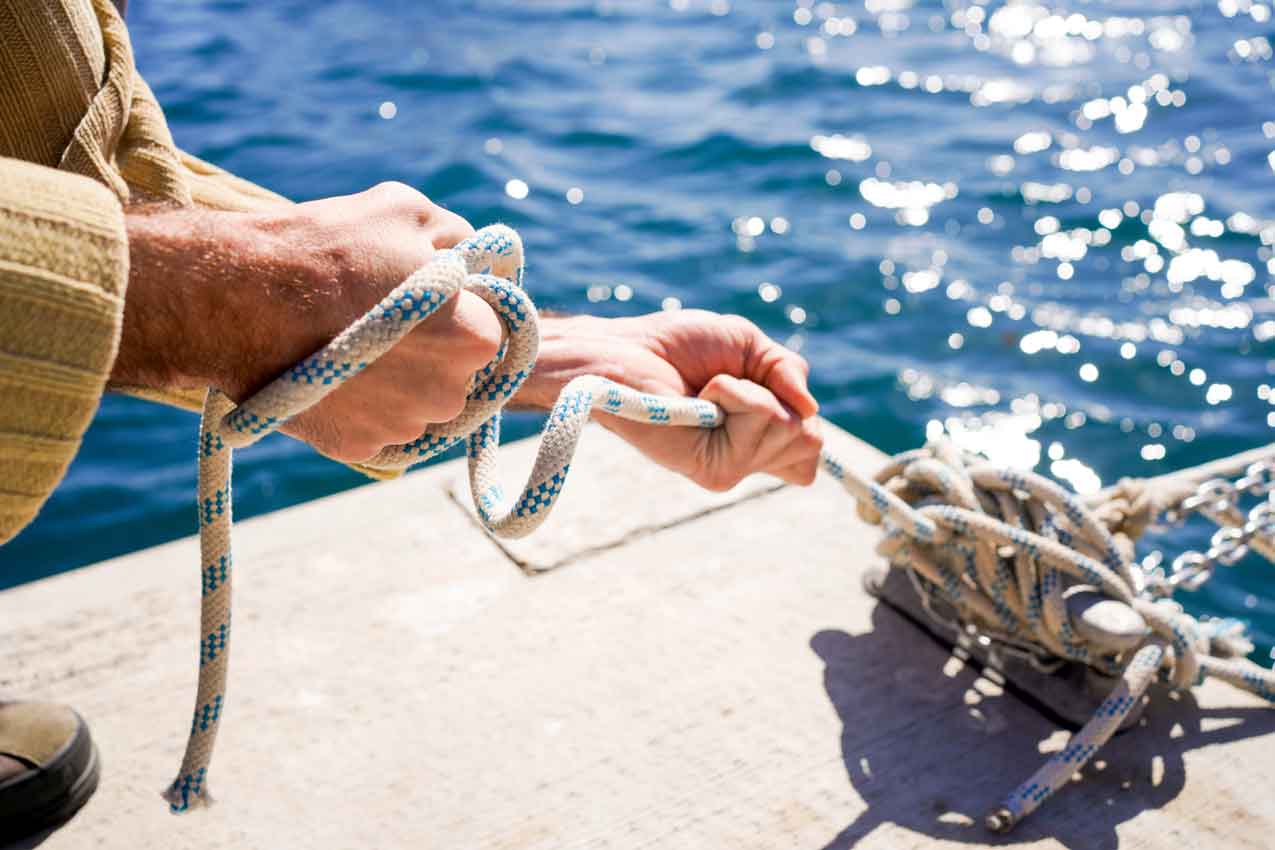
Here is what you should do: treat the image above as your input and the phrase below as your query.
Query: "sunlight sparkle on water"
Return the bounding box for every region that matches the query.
[1022,182,1073,204]
[940,413,1042,469]
[1051,458,1102,494]
[1058,146,1120,172]
[1014,131,1053,155]
[860,179,957,227]
[504,179,529,199]
[812,134,872,162]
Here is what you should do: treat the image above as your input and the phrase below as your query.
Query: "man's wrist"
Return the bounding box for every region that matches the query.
[113,205,332,400]
[512,314,633,410]
[113,206,232,392]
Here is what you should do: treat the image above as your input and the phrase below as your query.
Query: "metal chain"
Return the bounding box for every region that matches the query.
[1141,459,1275,594]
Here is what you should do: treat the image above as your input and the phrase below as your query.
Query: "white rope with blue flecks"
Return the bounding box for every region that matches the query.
[167,223,1275,834]
[164,224,723,812]
[821,440,1275,832]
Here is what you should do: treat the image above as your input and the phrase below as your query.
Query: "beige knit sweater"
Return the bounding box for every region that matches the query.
[0,0,360,545]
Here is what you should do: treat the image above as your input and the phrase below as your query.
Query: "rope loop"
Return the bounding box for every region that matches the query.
[169,225,723,810]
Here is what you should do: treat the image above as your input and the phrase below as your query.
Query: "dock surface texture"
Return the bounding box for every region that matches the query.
[3,423,1273,850]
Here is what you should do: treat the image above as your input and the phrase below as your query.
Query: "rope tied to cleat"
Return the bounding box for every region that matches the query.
[825,441,1275,831]
[168,224,1275,833]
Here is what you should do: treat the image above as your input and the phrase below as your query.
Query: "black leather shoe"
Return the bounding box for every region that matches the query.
[0,702,99,844]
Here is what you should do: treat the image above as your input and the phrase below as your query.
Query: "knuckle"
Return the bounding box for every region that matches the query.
[372,182,444,226]
[699,468,741,493]
[327,438,379,464]
[298,409,382,464]
[435,207,476,242]
[724,313,760,336]
[383,418,426,446]
[676,307,713,325]
[429,380,471,422]
[371,180,422,204]
[474,327,502,365]
[786,350,812,374]
[702,373,734,396]
[456,320,502,367]
[462,299,503,362]
[758,400,790,423]
[414,202,446,230]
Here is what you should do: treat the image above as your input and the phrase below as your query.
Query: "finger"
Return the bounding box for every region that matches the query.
[759,417,823,482]
[282,409,382,464]
[765,414,823,464]
[428,206,477,249]
[767,457,820,486]
[698,373,795,421]
[348,350,474,423]
[699,375,804,474]
[406,289,503,372]
[737,322,818,418]
[768,356,818,419]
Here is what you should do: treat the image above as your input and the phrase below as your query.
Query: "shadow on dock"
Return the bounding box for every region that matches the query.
[812,605,1275,849]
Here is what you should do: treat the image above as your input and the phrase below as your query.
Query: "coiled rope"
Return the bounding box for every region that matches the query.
[821,442,1275,830]
[166,224,1275,834]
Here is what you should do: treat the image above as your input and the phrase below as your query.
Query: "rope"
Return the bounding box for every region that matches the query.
[165,224,1275,834]
[164,225,722,811]
[822,442,1275,831]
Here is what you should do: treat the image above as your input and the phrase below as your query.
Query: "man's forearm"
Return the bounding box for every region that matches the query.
[113,205,248,393]
[106,184,505,464]
[117,206,655,422]
[117,206,623,413]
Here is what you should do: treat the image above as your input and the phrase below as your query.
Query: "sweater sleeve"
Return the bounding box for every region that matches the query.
[0,157,129,543]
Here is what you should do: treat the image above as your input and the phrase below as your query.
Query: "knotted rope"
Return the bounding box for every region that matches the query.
[821,441,1275,831]
[167,224,1275,833]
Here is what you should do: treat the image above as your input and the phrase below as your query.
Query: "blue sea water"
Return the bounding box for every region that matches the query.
[4,0,1274,660]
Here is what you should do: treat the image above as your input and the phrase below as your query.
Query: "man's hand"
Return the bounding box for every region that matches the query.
[114,185,820,489]
[113,182,502,462]
[519,311,823,490]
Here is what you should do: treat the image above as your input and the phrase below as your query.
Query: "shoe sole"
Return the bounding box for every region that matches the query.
[0,713,100,844]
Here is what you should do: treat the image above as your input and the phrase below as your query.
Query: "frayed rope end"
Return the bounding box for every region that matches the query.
[163,768,213,813]
[984,807,1016,833]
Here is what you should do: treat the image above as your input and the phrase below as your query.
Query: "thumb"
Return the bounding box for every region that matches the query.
[699,374,792,420]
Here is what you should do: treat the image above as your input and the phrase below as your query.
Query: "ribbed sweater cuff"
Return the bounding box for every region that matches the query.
[0,157,128,543]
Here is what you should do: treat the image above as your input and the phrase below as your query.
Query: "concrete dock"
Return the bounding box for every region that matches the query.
[2,423,1273,849]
